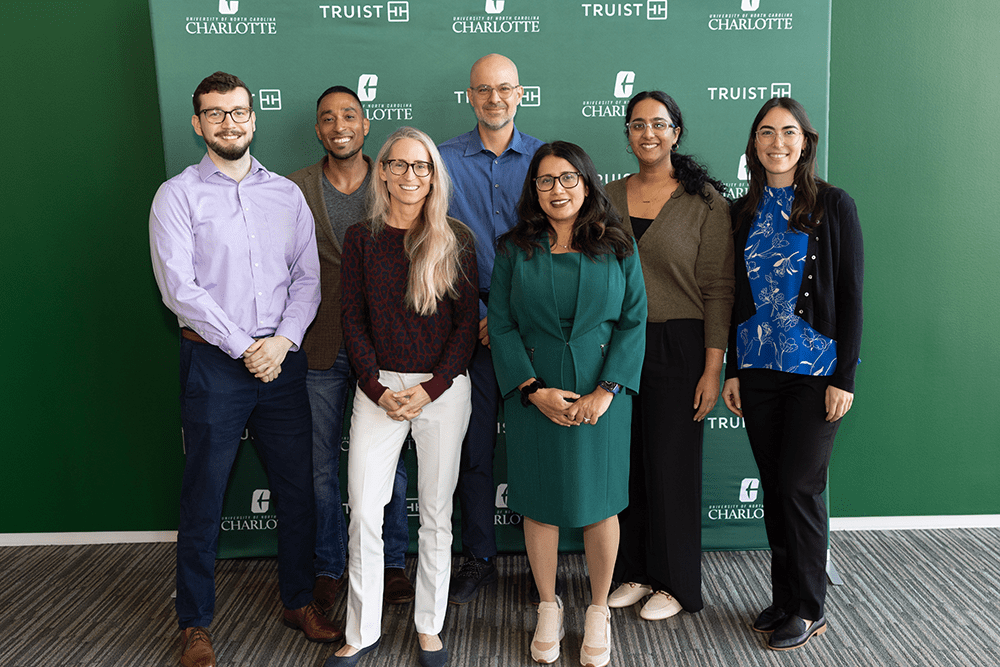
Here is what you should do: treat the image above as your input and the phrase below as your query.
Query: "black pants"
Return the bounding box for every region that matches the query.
[615,319,706,612]
[740,368,840,621]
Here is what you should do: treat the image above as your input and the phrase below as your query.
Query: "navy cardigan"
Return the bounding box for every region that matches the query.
[725,186,864,392]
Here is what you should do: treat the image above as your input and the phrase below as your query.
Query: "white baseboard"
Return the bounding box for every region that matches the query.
[0,531,177,547]
[2,516,998,547]
[830,515,1000,531]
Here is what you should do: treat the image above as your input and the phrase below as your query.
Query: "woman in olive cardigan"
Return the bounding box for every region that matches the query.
[489,141,646,667]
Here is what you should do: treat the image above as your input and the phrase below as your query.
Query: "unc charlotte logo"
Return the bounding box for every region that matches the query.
[252,489,271,513]
[219,0,238,14]
[614,71,635,99]
[486,0,504,13]
[358,74,377,102]
[741,0,760,10]
[739,478,760,503]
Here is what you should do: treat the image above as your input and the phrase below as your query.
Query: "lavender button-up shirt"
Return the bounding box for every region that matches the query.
[150,154,320,359]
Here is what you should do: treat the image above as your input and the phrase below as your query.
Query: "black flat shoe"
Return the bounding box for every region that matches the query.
[417,645,448,667]
[323,639,380,666]
[768,615,827,651]
[752,605,789,633]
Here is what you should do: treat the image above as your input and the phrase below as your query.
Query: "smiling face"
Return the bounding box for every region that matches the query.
[467,54,523,132]
[536,155,589,228]
[192,88,255,162]
[627,97,678,167]
[315,91,369,161]
[755,106,804,188]
[378,137,432,211]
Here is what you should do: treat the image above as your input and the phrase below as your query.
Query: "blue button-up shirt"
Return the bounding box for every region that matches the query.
[439,124,544,318]
[149,154,320,359]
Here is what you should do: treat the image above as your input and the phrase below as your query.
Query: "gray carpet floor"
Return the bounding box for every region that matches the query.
[1,528,997,666]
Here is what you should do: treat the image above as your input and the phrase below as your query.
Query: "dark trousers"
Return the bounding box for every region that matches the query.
[615,319,706,612]
[740,368,840,621]
[176,338,315,628]
[455,340,498,558]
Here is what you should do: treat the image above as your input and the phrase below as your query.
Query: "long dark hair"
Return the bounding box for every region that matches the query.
[624,90,726,201]
[500,142,634,261]
[735,97,829,234]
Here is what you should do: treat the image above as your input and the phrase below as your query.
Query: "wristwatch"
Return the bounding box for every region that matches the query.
[520,378,546,407]
[597,380,621,396]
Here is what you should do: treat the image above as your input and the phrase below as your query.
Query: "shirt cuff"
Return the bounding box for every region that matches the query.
[420,374,451,402]
[222,330,257,360]
[361,376,389,405]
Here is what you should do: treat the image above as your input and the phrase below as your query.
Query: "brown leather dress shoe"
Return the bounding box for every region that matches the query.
[180,627,215,667]
[384,567,415,605]
[313,575,346,614]
[282,600,344,643]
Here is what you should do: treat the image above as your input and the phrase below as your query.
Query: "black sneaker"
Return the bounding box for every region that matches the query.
[448,558,498,604]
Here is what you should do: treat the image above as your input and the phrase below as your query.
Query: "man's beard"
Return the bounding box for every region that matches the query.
[206,133,250,161]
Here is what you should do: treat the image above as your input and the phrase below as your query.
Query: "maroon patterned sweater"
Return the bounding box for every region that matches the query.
[341,219,478,403]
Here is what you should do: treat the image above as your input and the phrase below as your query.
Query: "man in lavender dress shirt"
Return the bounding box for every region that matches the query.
[150,72,340,667]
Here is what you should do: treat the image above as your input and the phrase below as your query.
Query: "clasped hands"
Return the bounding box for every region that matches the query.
[379,384,431,422]
[526,385,614,428]
[243,335,293,383]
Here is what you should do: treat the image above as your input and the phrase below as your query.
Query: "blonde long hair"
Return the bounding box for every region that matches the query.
[368,126,468,316]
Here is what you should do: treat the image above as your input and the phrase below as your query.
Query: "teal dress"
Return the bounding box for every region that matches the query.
[489,241,647,527]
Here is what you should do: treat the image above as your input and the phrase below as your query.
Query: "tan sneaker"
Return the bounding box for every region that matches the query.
[180,627,215,667]
[580,605,610,667]
[530,596,564,664]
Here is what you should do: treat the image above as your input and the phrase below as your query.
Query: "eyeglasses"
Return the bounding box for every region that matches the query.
[384,159,433,177]
[755,128,803,145]
[534,172,582,191]
[471,84,521,100]
[200,107,252,124]
[626,121,677,135]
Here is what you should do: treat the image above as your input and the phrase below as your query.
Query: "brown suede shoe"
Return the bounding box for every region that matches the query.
[384,567,415,605]
[313,575,345,614]
[180,627,215,667]
[282,600,344,643]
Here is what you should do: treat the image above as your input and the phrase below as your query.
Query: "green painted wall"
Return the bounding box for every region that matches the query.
[3,0,997,533]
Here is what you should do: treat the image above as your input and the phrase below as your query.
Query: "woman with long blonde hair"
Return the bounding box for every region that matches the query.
[329,127,478,667]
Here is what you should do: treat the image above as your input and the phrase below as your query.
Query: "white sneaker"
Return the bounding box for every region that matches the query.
[580,605,611,667]
[639,591,682,620]
[607,582,652,608]
[531,595,564,664]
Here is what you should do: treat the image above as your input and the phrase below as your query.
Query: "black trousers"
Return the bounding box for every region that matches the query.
[740,368,840,621]
[615,319,706,612]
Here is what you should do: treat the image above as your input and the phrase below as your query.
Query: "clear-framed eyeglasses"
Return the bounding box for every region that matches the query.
[384,159,434,177]
[534,172,582,191]
[471,84,521,100]
[626,120,677,135]
[755,128,803,145]
[200,107,252,124]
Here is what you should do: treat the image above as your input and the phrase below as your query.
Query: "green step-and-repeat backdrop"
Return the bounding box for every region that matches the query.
[148,0,831,556]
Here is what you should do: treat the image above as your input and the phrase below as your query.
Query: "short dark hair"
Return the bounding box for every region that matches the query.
[192,71,252,115]
[502,141,633,261]
[736,97,828,234]
[624,90,727,201]
[316,85,364,111]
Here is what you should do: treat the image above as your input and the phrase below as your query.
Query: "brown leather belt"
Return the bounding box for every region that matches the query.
[180,328,209,344]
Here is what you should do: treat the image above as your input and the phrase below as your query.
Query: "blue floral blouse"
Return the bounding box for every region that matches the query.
[736,186,838,376]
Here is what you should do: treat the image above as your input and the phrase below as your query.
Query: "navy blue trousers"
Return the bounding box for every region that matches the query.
[176,338,315,628]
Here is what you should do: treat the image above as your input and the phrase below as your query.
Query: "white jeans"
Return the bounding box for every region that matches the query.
[344,371,472,649]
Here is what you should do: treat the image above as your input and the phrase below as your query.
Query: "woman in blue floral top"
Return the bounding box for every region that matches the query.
[722,98,863,652]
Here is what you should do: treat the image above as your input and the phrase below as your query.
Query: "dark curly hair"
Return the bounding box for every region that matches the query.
[735,97,830,234]
[624,90,727,201]
[500,141,634,261]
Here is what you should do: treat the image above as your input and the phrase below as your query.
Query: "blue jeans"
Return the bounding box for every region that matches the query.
[176,339,314,628]
[307,348,410,578]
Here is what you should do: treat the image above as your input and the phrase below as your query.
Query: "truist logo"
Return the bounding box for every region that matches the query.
[739,478,760,503]
[252,489,271,513]
[485,0,505,13]
[614,71,635,99]
[358,74,378,102]
[219,0,239,14]
[741,0,760,10]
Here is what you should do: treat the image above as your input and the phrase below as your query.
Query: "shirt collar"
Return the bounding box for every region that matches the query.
[197,152,268,182]
[464,123,531,158]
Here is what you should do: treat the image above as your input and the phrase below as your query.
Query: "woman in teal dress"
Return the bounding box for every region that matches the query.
[488,141,646,667]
